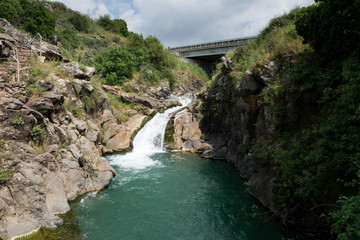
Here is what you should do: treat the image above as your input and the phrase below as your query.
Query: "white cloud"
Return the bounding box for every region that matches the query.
[49,0,314,47]
[93,2,112,18]
[118,0,314,47]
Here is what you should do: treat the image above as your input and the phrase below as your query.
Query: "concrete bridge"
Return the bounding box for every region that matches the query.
[169,36,256,70]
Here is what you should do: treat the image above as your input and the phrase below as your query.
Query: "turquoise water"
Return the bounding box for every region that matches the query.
[73,152,311,240]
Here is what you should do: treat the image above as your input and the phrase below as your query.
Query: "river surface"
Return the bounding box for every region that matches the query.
[73,98,313,240]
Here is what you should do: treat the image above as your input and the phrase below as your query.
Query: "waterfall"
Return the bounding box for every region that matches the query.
[108,96,191,170]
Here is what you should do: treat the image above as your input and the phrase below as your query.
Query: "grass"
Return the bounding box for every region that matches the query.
[227,23,308,77]
[12,117,25,126]
[63,99,84,118]
[106,93,131,112]
[116,112,130,124]
[172,59,209,90]
[0,169,12,184]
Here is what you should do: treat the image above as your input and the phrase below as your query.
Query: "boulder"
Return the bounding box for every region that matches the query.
[104,114,147,153]
[57,62,86,79]
[85,66,96,78]
[171,108,204,152]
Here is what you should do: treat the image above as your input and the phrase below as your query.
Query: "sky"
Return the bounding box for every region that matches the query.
[49,0,314,47]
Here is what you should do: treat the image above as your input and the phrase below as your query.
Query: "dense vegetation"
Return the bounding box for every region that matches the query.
[221,1,359,239]
[0,0,56,39]
[0,0,207,92]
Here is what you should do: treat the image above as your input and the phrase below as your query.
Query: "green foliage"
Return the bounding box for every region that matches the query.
[26,76,47,97]
[19,0,56,40]
[97,15,128,36]
[71,106,83,118]
[295,0,360,61]
[331,195,360,240]
[0,0,55,39]
[29,66,48,79]
[16,208,82,240]
[270,54,360,214]
[0,169,12,184]
[0,27,5,33]
[116,112,130,124]
[229,23,306,76]
[12,117,24,126]
[57,28,81,49]
[113,19,128,37]
[98,46,136,85]
[258,7,301,41]
[49,1,68,10]
[0,0,23,25]
[69,13,90,32]
[80,89,100,114]
[30,125,46,145]
[97,33,177,87]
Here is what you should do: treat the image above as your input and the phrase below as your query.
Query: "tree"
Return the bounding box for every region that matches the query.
[0,0,24,25]
[19,0,56,40]
[114,19,128,36]
[97,14,115,32]
[100,47,136,85]
[69,14,90,33]
[295,0,360,60]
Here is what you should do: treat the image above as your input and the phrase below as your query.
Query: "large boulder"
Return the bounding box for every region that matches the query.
[103,114,147,153]
[170,108,212,153]
[57,62,86,79]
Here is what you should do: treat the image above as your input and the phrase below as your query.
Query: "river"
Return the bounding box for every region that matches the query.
[72,98,314,240]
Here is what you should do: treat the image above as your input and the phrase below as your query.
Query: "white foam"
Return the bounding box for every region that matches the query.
[110,96,191,170]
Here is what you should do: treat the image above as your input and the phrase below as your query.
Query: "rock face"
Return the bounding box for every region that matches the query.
[57,62,96,80]
[170,106,211,153]
[120,92,180,112]
[0,78,120,239]
[169,59,284,212]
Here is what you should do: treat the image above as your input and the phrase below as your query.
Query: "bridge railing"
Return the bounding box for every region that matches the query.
[169,36,257,52]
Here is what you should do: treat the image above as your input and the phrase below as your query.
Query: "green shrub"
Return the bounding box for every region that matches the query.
[0,169,12,184]
[20,0,56,40]
[258,8,301,41]
[30,125,46,145]
[50,1,68,10]
[71,106,83,118]
[12,117,25,126]
[99,46,136,85]
[114,19,128,36]
[116,112,130,124]
[122,83,135,93]
[57,28,81,50]
[330,195,360,240]
[97,15,128,36]
[81,90,100,113]
[69,14,90,33]
[295,0,360,61]
[0,0,23,25]
[29,66,48,79]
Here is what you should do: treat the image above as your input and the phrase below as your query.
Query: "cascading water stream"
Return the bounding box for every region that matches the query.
[108,96,192,170]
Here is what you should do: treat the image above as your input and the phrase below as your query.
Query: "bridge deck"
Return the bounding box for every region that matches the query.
[169,36,256,53]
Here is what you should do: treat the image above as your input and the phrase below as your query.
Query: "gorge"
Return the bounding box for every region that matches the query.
[0,1,359,239]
